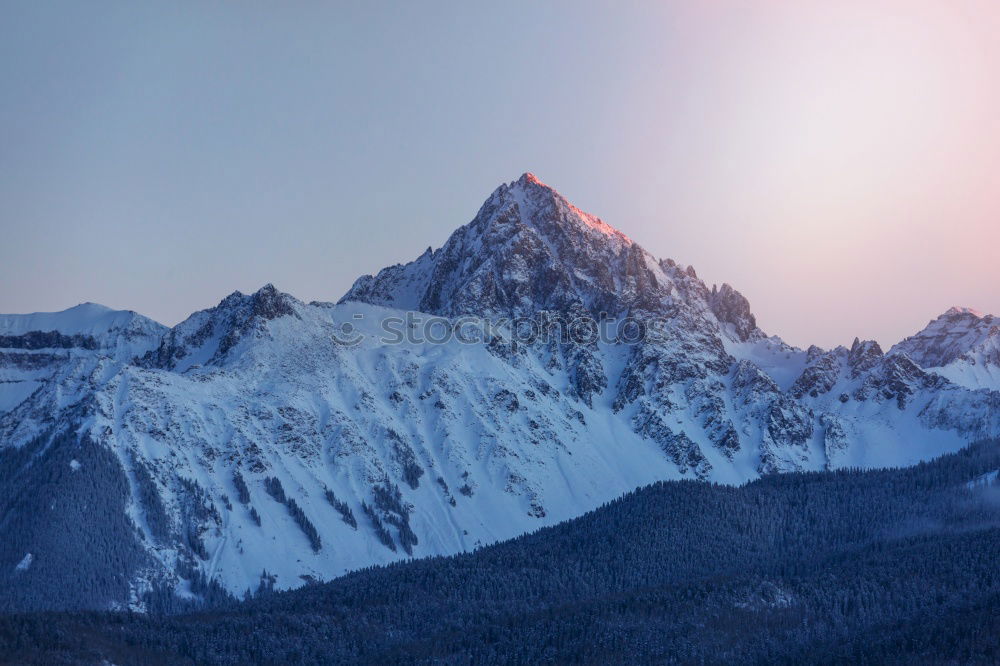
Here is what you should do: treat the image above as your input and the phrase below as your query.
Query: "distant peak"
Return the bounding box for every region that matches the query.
[516,172,546,187]
[848,338,884,375]
[850,337,883,356]
[219,284,281,305]
[210,284,296,325]
[944,306,983,318]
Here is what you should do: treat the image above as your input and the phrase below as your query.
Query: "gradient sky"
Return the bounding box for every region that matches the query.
[2,1,998,349]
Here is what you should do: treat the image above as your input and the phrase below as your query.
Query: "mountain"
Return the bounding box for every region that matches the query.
[4,439,1000,664]
[1,173,998,613]
[0,303,165,413]
[890,306,1000,390]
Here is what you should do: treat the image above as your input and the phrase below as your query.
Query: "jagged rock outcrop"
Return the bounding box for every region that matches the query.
[790,346,845,399]
[709,283,759,343]
[848,338,884,377]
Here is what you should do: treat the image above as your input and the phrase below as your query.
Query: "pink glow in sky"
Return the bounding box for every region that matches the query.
[1,1,997,349]
[589,1,1000,347]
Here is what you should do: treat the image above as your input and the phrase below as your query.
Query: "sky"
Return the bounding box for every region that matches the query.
[1,1,998,349]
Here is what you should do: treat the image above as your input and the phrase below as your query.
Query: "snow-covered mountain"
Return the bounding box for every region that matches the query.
[890,307,1000,390]
[1,173,997,612]
[0,303,166,413]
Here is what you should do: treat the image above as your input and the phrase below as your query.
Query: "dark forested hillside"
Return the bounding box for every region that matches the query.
[2,439,1000,665]
[0,429,153,613]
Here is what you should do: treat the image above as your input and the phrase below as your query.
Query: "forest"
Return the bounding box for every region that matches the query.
[1,439,999,664]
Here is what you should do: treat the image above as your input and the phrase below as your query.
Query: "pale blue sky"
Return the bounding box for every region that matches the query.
[2,1,998,348]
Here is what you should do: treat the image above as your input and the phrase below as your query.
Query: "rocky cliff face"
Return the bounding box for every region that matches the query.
[1,174,997,613]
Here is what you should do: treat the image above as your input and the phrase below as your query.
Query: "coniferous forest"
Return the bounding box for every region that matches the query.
[1,439,999,664]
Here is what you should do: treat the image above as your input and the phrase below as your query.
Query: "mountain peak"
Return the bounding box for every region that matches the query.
[944,306,984,318]
[341,174,661,317]
[215,284,295,321]
[0,302,163,338]
[501,172,632,247]
[890,306,997,369]
[848,337,884,375]
[74,301,115,312]
[517,171,545,187]
[142,283,299,372]
[250,283,296,320]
